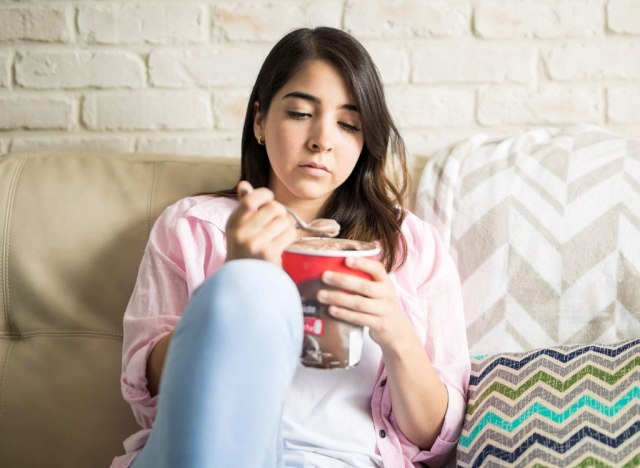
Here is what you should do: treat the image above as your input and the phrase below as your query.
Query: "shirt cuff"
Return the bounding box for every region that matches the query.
[120,333,168,428]
[398,383,466,466]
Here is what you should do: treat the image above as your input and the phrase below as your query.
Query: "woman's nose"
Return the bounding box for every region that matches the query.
[308,119,334,152]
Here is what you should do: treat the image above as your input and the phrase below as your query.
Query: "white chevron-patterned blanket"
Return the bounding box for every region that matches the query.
[416,125,640,356]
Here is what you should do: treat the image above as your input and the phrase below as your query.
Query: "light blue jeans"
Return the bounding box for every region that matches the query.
[132,259,303,468]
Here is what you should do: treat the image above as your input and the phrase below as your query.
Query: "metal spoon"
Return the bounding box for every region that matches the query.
[284,206,340,238]
[238,184,340,238]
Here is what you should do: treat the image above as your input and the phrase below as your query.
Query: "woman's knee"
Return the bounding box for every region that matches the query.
[179,259,303,350]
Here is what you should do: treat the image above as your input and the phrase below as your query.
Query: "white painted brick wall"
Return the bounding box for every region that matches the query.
[345,0,471,38]
[11,135,135,153]
[608,87,640,123]
[0,0,639,158]
[213,1,342,41]
[475,0,604,38]
[387,87,474,127]
[137,135,240,157]
[149,45,270,87]
[362,43,410,84]
[0,5,73,42]
[16,51,146,88]
[0,95,77,130]
[546,43,640,80]
[0,52,10,88]
[83,91,212,130]
[78,4,208,44]
[213,89,250,130]
[412,44,536,84]
[478,87,603,125]
[608,0,640,34]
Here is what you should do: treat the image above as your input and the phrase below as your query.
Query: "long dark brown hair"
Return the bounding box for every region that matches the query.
[221,27,409,271]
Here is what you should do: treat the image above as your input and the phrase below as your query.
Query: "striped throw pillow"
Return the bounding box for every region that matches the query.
[416,125,640,356]
[456,339,640,467]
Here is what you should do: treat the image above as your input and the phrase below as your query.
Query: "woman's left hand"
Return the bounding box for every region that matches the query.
[317,257,414,352]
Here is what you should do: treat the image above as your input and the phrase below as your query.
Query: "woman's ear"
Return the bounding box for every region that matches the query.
[253,101,264,141]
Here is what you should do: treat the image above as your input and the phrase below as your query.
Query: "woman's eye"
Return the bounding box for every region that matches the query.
[339,122,360,134]
[287,111,310,120]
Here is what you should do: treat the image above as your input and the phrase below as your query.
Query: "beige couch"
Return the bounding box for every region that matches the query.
[2,131,638,467]
[0,151,245,467]
[0,150,426,467]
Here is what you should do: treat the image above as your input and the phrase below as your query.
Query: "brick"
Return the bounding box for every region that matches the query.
[546,43,640,80]
[345,0,471,38]
[78,4,207,44]
[0,5,73,42]
[16,51,145,89]
[82,91,212,130]
[478,86,603,125]
[213,1,342,41]
[475,0,603,38]
[608,87,640,124]
[213,90,249,130]
[402,132,433,161]
[412,44,536,84]
[608,0,640,34]
[0,53,10,88]
[403,128,474,158]
[0,95,76,130]
[386,86,474,127]
[11,136,135,153]
[149,45,270,87]
[609,125,640,140]
[362,42,410,84]
[137,135,241,158]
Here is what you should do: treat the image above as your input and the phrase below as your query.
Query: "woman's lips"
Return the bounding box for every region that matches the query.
[299,163,330,175]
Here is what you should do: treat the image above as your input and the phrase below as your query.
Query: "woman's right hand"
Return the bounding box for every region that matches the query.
[225,181,297,265]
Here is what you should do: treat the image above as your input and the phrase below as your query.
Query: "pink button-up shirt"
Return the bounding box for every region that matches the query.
[111,195,470,468]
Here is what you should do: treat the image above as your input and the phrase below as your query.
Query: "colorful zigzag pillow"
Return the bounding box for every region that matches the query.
[456,338,640,467]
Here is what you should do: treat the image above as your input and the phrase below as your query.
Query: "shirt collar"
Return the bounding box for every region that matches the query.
[183,196,238,233]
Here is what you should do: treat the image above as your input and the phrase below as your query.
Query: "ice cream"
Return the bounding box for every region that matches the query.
[287,238,378,255]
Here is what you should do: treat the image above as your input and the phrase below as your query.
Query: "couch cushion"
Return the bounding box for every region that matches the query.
[456,338,640,467]
[0,151,239,467]
[416,125,640,355]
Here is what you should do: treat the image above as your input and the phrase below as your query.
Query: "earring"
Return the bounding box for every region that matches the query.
[257,135,265,145]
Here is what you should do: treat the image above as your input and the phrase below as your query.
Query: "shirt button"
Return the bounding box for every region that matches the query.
[379,429,386,438]
[380,378,387,387]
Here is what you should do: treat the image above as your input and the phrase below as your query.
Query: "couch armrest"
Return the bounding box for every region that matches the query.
[0,151,239,467]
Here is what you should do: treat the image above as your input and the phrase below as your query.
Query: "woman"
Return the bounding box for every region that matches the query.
[112,27,469,468]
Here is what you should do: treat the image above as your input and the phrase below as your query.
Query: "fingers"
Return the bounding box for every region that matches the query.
[235,181,276,212]
[320,257,388,298]
[323,305,379,328]
[226,180,297,263]
[316,259,392,322]
[228,181,279,232]
[237,200,289,238]
[344,257,387,282]
[318,287,379,316]
[315,257,411,350]
[240,210,296,255]
[236,180,254,198]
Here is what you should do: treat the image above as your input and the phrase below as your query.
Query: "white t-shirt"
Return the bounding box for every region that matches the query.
[282,327,384,467]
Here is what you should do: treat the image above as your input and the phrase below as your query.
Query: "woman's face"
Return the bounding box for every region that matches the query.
[254,59,364,217]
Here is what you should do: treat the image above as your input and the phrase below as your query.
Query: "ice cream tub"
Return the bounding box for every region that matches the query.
[282,238,380,369]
